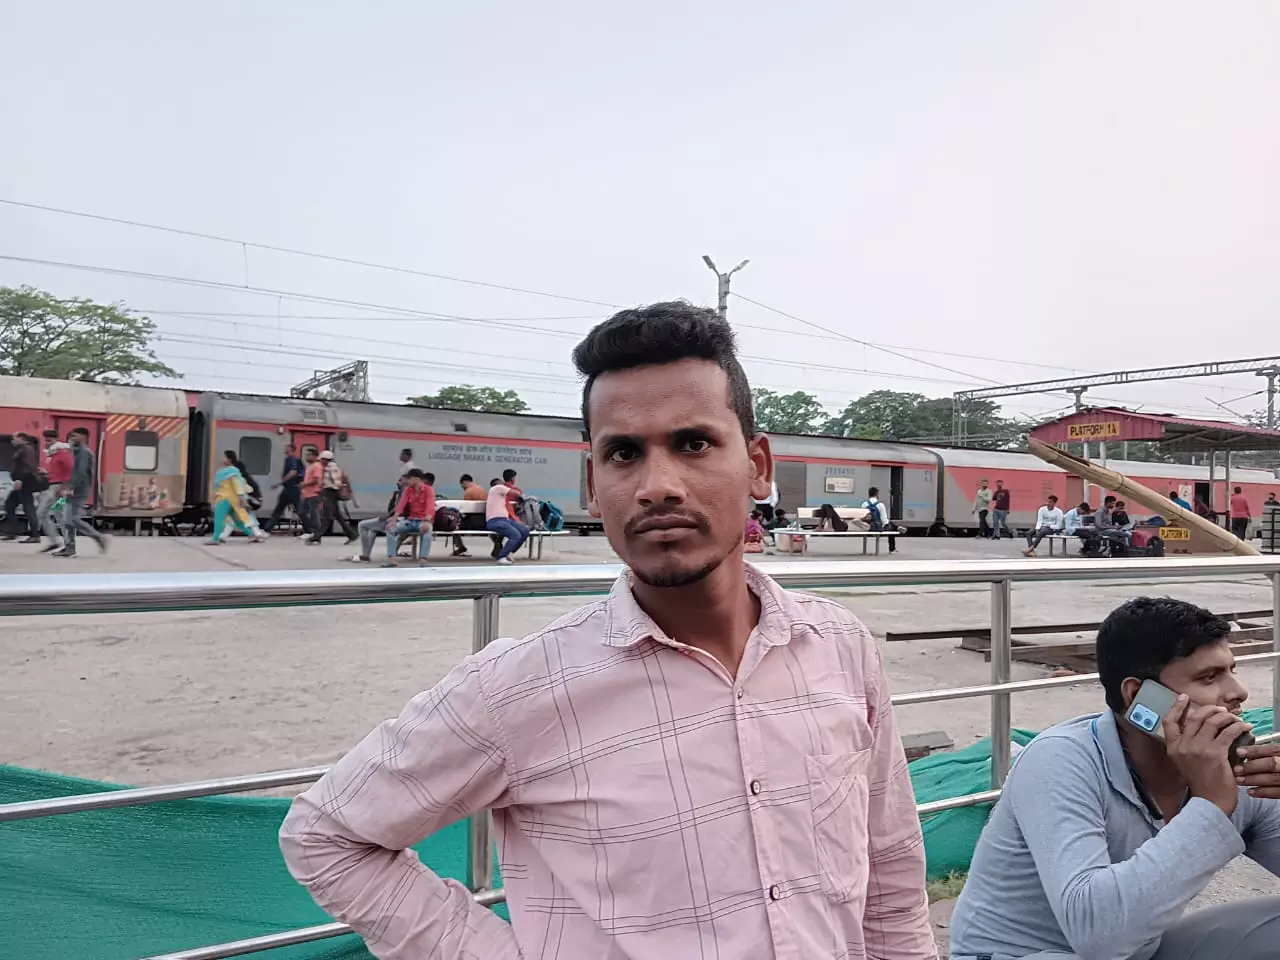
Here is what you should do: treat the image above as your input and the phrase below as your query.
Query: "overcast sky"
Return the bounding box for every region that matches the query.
[4,2,1279,433]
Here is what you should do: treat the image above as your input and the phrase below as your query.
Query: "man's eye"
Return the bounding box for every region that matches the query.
[608,447,639,463]
[680,438,711,453]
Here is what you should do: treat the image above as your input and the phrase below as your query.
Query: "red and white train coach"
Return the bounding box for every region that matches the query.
[0,377,189,522]
[2,376,1276,534]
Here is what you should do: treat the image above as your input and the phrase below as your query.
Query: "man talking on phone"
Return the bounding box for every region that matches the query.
[950,597,1280,959]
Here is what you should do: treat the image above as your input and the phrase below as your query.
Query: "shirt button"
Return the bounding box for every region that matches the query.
[750,779,762,795]
[768,884,781,901]
[736,688,745,700]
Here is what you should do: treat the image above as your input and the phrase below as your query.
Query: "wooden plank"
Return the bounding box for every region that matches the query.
[901,730,954,761]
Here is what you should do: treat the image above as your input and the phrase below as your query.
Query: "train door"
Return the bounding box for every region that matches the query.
[291,430,331,460]
[55,415,104,505]
[773,461,807,514]
[1194,482,1211,512]
[888,466,904,521]
[869,465,895,514]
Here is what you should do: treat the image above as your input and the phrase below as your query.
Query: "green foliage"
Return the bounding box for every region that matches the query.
[752,388,827,435]
[821,391,1024,448]
[407,384,530,413]
[0,285,178,383]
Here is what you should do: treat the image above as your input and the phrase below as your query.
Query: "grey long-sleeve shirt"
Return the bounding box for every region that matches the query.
[949,710,1280,960]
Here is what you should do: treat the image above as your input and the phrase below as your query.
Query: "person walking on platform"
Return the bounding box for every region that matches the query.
[262,444,305,533]
[973,480,993,538]
[306,451,357,545]
[1,431,40,542]
[1230,486,1252,540]
[54,427,108,558]
[990,479,1012,539]
[208,451,268,544]
[36,429,71,553]
[298,448,323,538]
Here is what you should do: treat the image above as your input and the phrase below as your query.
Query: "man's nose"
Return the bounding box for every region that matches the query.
[635,450,685,504]
[1227,674,1249,707]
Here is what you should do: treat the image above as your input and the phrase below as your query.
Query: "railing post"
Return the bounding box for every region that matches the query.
[1273,573,1280,732]
[990,579,1013,787]
[468,594,501,893]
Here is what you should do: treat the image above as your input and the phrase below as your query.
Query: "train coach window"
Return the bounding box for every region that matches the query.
[238,437,272,476]
[0,437,13,473]
[124,431,159,472]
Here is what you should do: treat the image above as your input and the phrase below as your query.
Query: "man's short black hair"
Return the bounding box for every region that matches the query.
[572,300,755,440]
[460,474,473,483]
[401,448,413,457]
[1235,486,1243,494]
[868,486,879,497]
[502,468,517,483]
[42,429,57,440]
[1104,495,1116,505]
[1096,597,1231,713]
[71,426,90,438]
[1047,494,1058,502]
[405,468,426,480]
[424,472,435,484]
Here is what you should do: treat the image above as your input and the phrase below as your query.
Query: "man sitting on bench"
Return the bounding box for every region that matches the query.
[950,598,1280,959]
[1022,494,1065,557]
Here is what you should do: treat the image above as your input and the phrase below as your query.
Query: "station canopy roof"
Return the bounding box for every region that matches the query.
[1029,406,1280,453]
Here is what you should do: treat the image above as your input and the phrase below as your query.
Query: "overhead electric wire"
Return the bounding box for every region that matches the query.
[729,291,1003,385]
[0,198,622,309]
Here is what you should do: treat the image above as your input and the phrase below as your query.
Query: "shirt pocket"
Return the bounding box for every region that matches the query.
[805,749,872,903]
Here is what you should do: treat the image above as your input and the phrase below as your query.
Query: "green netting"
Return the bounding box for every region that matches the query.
[4,706,1271,957]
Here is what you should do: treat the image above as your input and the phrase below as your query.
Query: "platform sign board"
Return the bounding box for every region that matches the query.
[1067,421,1122,441]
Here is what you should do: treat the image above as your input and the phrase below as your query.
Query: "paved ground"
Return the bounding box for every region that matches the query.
[3,528,1278,945]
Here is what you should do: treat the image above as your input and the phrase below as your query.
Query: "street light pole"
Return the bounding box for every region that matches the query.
[702,255,749,321]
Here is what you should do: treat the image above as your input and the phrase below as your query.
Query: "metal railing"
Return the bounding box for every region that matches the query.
[3,556,1280,960]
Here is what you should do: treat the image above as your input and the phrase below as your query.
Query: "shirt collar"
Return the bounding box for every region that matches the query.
[600,562,821,649]
[1091,709,1150,813]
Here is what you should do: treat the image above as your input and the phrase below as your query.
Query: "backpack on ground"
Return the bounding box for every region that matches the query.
[515,496,545,530]
[540,501,565,532]
[433,506,461,533]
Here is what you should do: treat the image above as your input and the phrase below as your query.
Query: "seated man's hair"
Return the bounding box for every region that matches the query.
[1096,597,1231,713]
[572,300,755,440]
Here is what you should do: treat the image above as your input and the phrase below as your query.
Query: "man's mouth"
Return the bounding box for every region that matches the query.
[632,517,700,534]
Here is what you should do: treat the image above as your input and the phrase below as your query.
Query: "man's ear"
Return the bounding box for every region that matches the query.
[1120,677,1143,711]
[748,433,773,502]
[586,454,602,519]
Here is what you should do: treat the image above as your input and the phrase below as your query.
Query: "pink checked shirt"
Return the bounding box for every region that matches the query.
[280,564,935,959]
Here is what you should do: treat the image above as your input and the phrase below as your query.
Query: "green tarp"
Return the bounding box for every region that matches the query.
[5,707,1271,958]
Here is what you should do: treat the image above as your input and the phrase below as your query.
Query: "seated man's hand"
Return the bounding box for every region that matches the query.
[1164,697,1252,816]
[1235,743,1280,799]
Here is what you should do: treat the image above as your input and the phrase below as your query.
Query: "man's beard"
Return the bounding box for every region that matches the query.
[630,552,728,589]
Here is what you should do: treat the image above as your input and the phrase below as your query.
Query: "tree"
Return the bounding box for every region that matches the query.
[822,390,1022,447]
[752,388,827,435]
[0,285,178,383]
[407,384,530,413]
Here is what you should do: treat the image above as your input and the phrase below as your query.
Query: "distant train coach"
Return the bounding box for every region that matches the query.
[0,377,189,523]
[1,375,1276,534]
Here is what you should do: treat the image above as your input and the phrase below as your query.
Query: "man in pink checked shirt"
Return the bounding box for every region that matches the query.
[280,301,936,960]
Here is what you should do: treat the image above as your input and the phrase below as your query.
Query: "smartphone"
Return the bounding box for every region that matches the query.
[1125,678,1254,765]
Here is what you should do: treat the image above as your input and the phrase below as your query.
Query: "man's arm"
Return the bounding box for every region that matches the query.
[279,656,520,960]
[1002,737,1243,959]
[858,628,936,959]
